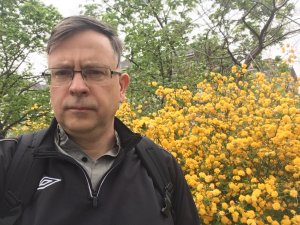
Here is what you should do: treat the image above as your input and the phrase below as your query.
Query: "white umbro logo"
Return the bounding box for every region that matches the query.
[37,176,62,190]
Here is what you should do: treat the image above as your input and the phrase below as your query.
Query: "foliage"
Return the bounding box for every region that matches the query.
[8,103,52,137]
[115,65,300,224]
[80,0,300,111]
[193,0,300,72]
[82,0,206,113]
[0,0,62,137]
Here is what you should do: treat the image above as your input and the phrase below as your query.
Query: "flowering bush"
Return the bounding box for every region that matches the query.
[117,66,300,224]
[10,103,51,136]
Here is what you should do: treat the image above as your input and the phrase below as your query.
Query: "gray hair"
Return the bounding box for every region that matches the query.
[47,15,122,66]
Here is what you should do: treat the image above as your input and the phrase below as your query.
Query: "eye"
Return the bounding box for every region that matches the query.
[84,68,109,80]
[53,69,72,77]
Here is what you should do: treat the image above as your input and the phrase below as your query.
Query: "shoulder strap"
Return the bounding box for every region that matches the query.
[135,137,174,217]
[0,130,47,225]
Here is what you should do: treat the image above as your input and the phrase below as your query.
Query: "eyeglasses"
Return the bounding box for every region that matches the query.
[42,67,122,87]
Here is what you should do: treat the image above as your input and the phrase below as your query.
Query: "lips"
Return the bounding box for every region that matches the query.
[65,105,95,111]
[63,100,97,111]
[68,108,94,112]
[68,107,92,110]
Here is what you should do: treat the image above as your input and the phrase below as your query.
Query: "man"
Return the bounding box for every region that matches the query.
[0,16,199,225]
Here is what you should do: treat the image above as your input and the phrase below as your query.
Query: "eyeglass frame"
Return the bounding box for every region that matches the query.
[42,67,122,87]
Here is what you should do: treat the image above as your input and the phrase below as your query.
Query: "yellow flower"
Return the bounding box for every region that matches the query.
[239,195,245,202]
[245,195,252,204]
[245,210,255,219]
[251,178,258,183]
[281,215,291,225]
[151,81,158,86]
[221,202,229,210]
[271,191,278,198]
[232,211,239,222]
[212,189,221,196]
[289,189,298,198]
[267,216,273,223]
[214,168,221,174]
[221,215,231,224]
[204,175,213,183]
[246,218,256,225]
[242,68,247,73]
[272,202,281,210]
[246,168,252,175]
[231,65,237,73]
[237,170,245,176]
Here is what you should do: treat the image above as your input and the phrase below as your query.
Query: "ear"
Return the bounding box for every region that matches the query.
[119,73,130,102]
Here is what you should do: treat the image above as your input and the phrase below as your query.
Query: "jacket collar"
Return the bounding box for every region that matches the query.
[35,117,142,155]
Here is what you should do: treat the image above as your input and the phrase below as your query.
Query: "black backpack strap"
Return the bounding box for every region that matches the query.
[0,130,47,225]
[135,137,174,217]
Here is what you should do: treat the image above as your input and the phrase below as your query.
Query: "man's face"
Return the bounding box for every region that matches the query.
[48,30,129,137]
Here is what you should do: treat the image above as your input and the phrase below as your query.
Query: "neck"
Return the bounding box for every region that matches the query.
[64,125,116,160]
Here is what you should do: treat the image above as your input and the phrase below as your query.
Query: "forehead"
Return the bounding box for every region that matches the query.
[47,30,117,67]
[49,30,113,53]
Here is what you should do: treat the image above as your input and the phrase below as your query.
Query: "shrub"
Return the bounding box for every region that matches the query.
[117,66,300,224]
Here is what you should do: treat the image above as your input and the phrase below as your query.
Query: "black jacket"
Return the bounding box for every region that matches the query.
[0,118,199,225]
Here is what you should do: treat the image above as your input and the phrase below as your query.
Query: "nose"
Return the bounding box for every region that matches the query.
[69,71,89,96]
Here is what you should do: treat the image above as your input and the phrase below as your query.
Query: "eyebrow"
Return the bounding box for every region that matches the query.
[49,63,113,68]
[48,62,73,68]
[81,64,111,68]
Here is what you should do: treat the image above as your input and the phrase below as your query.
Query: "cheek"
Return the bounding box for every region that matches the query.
[102,82,121,98]
[49,89,54,106]
[50,88,63,112]
[95,85,122,109]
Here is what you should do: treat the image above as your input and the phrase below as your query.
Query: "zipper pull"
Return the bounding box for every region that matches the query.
[92,195,98,208]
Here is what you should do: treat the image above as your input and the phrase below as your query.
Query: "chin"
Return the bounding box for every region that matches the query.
[60,119,93,132]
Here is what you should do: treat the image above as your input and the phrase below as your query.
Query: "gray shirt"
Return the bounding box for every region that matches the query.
[54,125,121,190]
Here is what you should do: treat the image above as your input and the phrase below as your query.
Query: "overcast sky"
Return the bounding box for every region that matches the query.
[42,0,82,16]
[40,0,300,74]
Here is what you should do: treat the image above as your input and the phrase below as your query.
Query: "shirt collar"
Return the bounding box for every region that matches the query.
[55,124,121,161]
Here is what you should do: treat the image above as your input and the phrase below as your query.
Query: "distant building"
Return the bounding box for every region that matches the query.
[120,59,131,70]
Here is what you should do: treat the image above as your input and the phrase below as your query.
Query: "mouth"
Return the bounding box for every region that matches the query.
[66,106,94,111]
